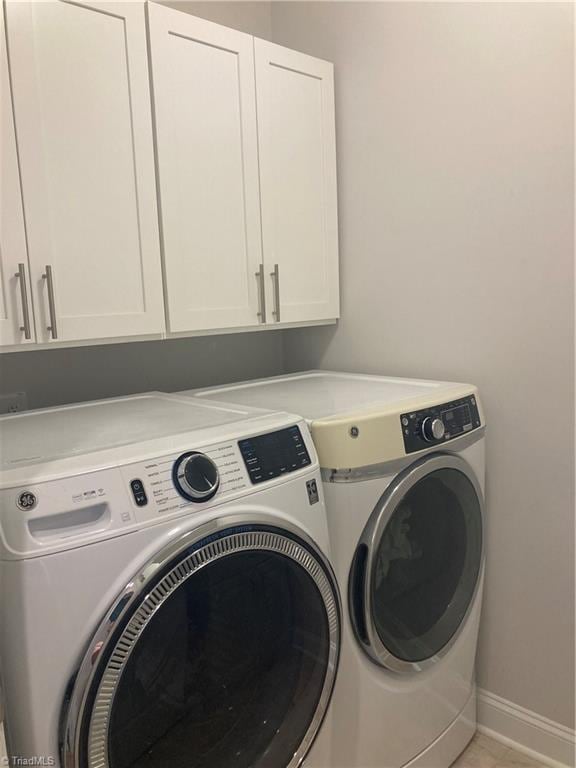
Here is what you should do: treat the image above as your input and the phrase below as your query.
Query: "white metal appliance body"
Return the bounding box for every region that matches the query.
[187,371,487,768]
[0,393,339,768]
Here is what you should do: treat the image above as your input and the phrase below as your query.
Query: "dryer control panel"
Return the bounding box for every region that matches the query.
[401,395,482,454]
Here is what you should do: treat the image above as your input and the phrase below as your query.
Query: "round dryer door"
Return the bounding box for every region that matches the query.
[62,521,340,768]
[349,454,483,672]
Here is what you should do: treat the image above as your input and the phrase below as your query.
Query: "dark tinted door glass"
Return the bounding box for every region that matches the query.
[107,550,329,768]
[371,468,482,662]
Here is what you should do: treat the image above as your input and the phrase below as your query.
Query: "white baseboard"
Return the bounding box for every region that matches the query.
[478,689,575,768]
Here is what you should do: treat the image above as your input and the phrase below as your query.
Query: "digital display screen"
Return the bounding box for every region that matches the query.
[442,404,472,431]
[239,426,311,484]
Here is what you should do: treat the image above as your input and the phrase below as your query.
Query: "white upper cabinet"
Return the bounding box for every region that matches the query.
[5,0,165,344]
[148,4,264,333]
[255,40,340,325]
[1,2,340,350]
[0,6,34,347]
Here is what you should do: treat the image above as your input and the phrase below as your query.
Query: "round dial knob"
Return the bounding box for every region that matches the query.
[173,452,220,502]
[421,417,445,442]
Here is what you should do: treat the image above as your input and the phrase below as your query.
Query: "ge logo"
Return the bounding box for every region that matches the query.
[17,491,37,511]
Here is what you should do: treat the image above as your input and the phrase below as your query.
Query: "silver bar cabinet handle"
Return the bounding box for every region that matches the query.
[255,263,266,323]
[270,263,280,322]
[42,265,58,339]
[14,263,32,340]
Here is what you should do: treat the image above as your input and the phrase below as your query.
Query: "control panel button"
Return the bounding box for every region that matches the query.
[173,452,220,502]
[130,479,148,507]
[421,417,445,442]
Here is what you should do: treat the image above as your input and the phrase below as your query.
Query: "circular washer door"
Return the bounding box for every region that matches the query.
[63,522,340,768]
[349,454,483,672]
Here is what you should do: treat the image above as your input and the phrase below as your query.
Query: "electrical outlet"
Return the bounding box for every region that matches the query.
[0,392,28,414]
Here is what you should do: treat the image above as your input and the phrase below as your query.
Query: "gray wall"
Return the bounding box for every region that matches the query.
[273,2,575,728]
[0,1,281,411]
[0,332,284,410]
[159,0,271,37]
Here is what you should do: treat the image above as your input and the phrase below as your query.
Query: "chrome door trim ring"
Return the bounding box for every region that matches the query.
[350,452,484,674]
[61,513,340,768]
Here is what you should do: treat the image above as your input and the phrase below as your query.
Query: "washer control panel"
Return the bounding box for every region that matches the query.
[125,440,247,521]
[239,426,311,485]
[120,423,315,522]
[401,395,481,454]
[1,420,318,557]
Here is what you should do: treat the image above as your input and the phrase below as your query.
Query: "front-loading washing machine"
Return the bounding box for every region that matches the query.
[186,370,486,768]
[0,392,340,768]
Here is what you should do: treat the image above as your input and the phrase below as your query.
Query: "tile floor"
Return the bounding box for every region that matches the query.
[452,734,548,768]
[0,726,549,767]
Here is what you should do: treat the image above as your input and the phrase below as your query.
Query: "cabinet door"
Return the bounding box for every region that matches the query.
[5,1,165,343]
[0,6,34,347]
[255,40,340,324]
[148,4,263,333]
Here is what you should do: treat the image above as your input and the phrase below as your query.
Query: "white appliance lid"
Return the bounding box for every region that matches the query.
[0,393,269,469]
[189,371,467,421]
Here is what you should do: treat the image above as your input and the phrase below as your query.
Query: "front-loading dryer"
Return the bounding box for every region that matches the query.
[186,370,486,768]
[0,393,340,768]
